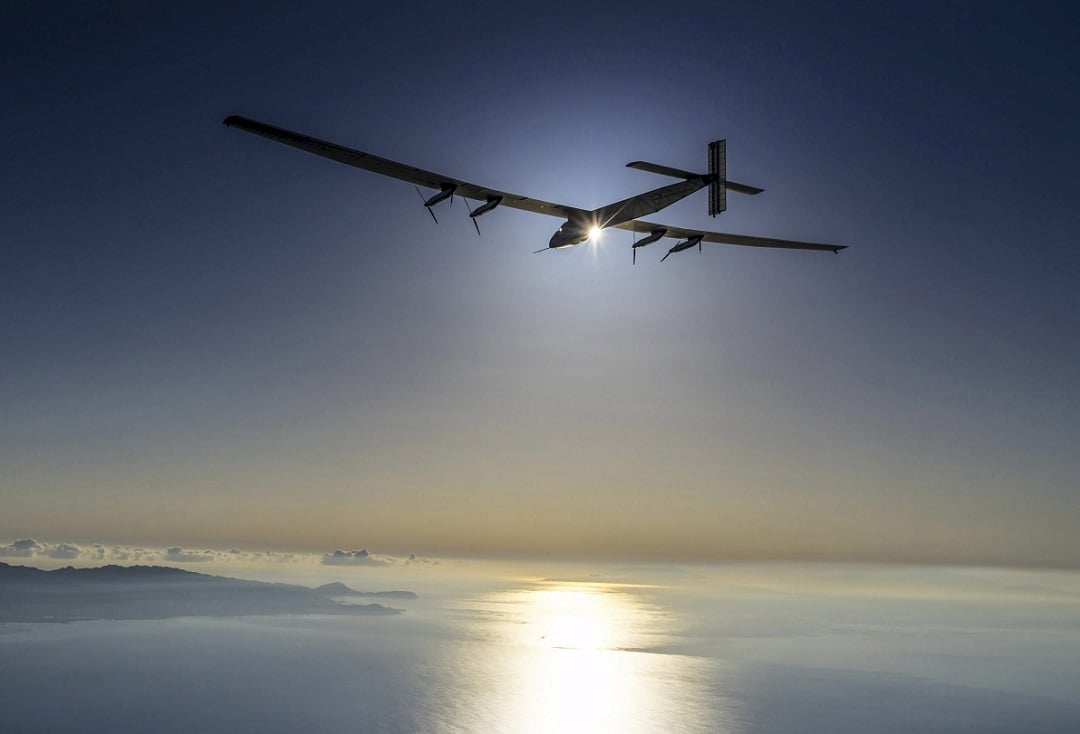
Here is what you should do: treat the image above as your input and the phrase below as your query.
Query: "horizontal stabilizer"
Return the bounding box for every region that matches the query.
[725,180,765,195]
[626,161,700,180]
[628,160,764,195]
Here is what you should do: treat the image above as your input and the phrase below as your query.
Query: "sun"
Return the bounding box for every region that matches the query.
[587,225,603,242]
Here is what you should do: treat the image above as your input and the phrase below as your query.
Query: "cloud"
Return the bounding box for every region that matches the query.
[0,538,43,557]
[321,549,391,567]
[164,547,215,563]
[104,545,145,561]
[259,550,299,563]
[47,543,82,559]
[0,538,143,562]
[402,552,439,567]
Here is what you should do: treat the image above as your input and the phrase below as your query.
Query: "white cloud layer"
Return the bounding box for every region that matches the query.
[0,538,434,569]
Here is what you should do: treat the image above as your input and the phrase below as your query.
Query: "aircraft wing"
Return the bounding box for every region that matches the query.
[223,115,586,219]
[613,219,848,253]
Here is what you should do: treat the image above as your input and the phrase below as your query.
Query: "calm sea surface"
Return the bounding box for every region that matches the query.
[2,564,1079,732]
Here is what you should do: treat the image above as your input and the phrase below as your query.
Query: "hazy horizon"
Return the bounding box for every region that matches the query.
[4,534,1080,573]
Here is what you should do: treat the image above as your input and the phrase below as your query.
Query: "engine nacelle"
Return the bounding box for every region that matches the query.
[469,195,503,218]
[661,234,704,262]
[631,228,667,249]
[424,183,457,207]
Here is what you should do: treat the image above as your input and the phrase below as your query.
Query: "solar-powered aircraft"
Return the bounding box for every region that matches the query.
[224,115,848,263]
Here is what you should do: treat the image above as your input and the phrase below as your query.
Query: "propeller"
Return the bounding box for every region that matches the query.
[414,185,438,223]
[464,200,481,236]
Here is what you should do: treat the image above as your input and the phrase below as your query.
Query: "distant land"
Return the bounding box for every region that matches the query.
[314,582,418,599]
[0,562,413,623]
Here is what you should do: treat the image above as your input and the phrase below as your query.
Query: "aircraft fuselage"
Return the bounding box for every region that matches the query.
[547,175,712,249]
[548,222,591,248]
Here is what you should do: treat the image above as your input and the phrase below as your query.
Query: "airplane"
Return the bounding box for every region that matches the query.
[223,115,848,263]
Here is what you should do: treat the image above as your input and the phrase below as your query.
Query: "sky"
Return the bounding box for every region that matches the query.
[2,1,1079,567]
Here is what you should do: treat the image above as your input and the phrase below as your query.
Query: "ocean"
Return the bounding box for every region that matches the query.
[1,562,1078,732]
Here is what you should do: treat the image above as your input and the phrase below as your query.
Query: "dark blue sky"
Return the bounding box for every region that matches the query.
[2,1,1078,565]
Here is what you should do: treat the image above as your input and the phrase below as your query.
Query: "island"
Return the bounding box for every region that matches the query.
[0,562,416,623]
[314,581,419,599]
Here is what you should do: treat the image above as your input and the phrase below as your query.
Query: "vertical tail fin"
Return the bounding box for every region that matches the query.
[708,140,726,217]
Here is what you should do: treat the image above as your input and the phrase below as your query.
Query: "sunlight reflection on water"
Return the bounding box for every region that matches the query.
[428,581,736,733]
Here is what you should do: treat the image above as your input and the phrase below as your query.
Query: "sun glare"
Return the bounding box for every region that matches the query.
[531,588,618,649]
[588,225,603,242]
[473,581,708,733]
